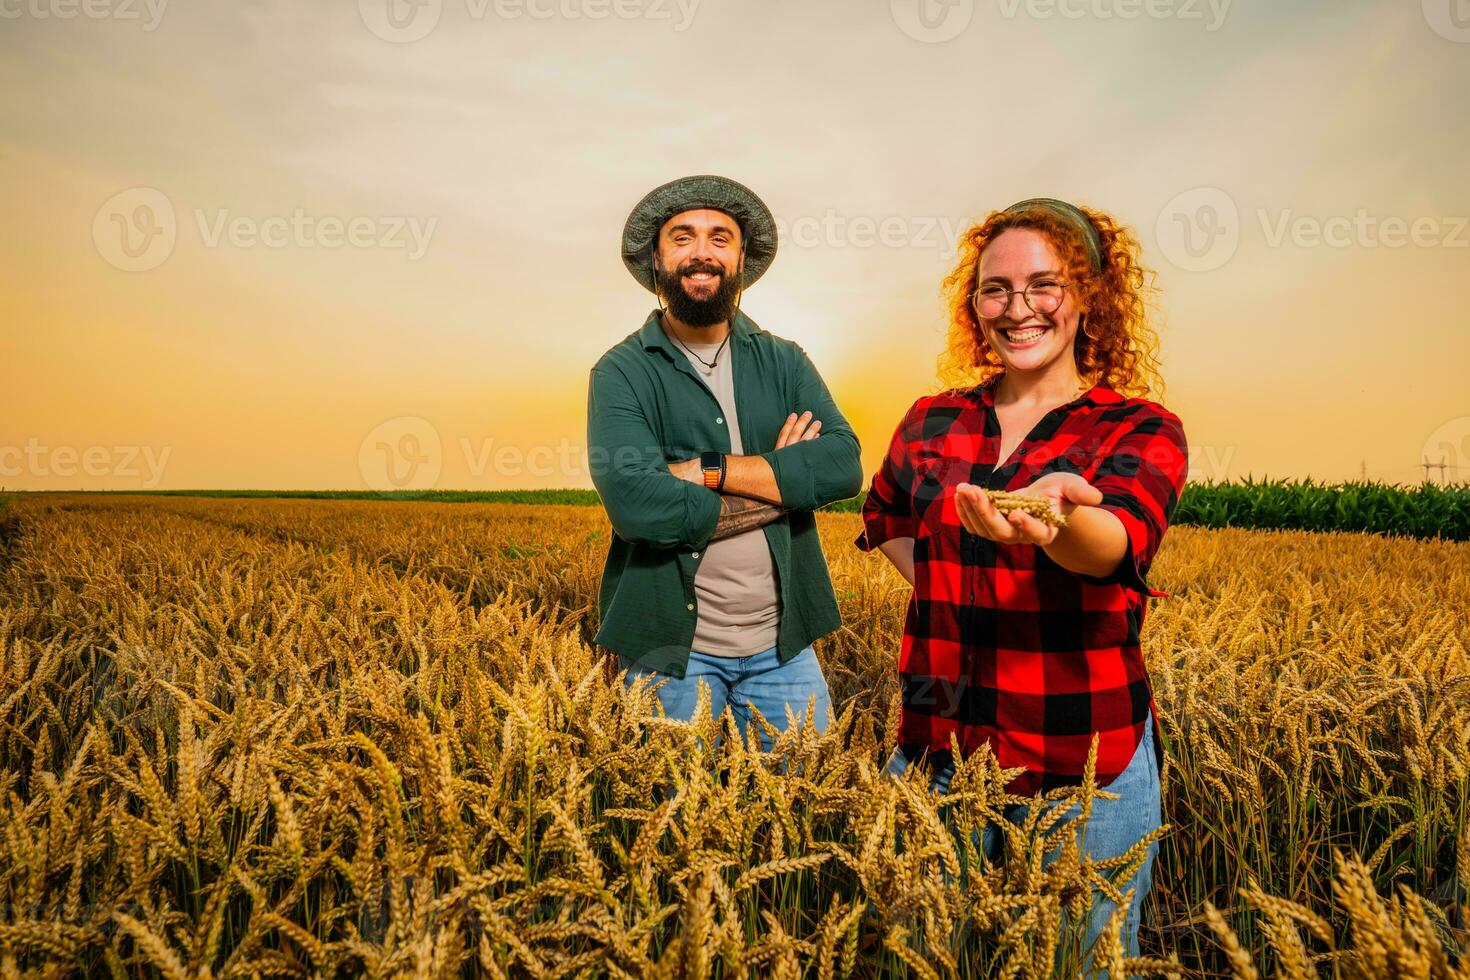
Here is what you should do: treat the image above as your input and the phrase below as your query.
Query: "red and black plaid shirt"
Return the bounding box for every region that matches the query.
[855,373,1188,796]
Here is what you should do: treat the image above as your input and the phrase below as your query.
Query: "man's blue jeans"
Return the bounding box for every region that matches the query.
[884,710,1162,979]
[615,644,833,750]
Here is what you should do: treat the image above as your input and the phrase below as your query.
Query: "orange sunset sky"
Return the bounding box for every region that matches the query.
[3,0,1469,493]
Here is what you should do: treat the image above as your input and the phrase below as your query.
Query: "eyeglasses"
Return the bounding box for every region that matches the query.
[971,278,1074,320]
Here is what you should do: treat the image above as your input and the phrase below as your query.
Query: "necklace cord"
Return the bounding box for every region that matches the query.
[672,328,729,370]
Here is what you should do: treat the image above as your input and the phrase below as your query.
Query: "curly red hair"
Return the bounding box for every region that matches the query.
[935,204,1166,401]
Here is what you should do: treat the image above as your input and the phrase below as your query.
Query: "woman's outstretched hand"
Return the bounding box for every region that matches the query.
[954,472,1103,546]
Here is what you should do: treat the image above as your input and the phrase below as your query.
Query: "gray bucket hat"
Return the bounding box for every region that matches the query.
[621,175,778,293]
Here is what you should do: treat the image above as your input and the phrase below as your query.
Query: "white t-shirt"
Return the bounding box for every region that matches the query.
[671,331,782,657]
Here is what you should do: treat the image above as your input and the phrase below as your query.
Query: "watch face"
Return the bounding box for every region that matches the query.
[701,451,721,470]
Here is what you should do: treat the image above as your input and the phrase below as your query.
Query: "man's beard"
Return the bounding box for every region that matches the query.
[654,256,741,327]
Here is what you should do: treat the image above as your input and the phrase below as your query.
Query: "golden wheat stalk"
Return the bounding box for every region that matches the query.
[981,490,1069,528]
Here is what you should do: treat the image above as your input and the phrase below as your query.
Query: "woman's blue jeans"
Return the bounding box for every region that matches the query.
[884,710,1162,979]
[615,644,833,750]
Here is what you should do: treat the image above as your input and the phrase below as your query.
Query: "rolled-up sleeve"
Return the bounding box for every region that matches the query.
[758,344,863,512]
[855,398,921,552]
[587,363,722,551]
[1076,407,1188,598]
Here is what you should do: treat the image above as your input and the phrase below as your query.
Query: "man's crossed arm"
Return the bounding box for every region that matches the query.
[668,411,821,542]
[588,352,862,551]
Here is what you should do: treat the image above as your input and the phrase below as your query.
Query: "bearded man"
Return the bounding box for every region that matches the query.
[587,174,863,749]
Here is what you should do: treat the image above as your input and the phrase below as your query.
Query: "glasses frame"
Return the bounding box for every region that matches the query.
[970,276,1078,321]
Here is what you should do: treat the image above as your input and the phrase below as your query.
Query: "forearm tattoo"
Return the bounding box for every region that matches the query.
[710,493,785,542]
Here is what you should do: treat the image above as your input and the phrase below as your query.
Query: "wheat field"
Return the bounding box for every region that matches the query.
[0,494,1467,978]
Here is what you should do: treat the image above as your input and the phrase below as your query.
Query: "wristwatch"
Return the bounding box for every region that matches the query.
[700,451,726,491]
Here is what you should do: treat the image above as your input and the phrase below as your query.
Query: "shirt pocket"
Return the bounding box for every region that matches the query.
[658,393,722,460]
[1026,440,1106,482]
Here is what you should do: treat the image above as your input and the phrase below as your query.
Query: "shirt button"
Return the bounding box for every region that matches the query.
[686,602,695,611]
[691,551,700,558]
[716,417,724,424]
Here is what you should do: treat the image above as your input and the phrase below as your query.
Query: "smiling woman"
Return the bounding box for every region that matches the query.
[938,202,1164,400]
[856,198,1189,978]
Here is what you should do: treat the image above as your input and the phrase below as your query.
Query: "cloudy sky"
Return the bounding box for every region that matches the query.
[3,0,1468,491]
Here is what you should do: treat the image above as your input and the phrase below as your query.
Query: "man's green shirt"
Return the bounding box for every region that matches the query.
[587,309,863,678]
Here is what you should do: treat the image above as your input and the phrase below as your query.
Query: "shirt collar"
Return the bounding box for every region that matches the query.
[639,307,757,354]
[974,371,1118,408]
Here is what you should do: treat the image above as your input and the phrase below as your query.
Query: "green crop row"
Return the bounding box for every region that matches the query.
[1171,477,1470,541]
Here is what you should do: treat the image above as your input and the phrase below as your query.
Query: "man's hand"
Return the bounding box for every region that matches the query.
[669,410,823,485]
[775,411,822,448]
[953,472,1103,547]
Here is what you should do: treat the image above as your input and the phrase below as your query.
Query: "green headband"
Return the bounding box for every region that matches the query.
[1001,197,1105,273]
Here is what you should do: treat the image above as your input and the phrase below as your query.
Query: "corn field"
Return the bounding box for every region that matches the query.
[0,494,1467,978]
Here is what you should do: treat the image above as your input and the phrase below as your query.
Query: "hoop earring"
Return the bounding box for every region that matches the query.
[1080,312,1098,342]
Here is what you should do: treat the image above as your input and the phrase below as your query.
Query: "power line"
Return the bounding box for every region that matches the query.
[1421,456,1450,484]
